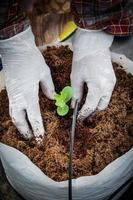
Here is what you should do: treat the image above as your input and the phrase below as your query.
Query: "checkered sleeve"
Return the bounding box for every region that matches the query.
[71,0,133,36]
[0,0,30,39]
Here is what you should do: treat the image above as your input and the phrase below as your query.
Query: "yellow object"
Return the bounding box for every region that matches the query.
[58,21,77,42]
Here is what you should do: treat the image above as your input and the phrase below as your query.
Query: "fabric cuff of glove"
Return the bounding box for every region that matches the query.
[78,27,106,33]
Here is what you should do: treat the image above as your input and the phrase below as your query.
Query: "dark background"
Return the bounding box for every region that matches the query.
[0,161,133,200]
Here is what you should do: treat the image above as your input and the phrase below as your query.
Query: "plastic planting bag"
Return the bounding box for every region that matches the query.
[0,52,133,200]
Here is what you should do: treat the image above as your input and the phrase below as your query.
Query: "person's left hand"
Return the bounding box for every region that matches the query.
[0,27,55,142]
[71,28,116,120]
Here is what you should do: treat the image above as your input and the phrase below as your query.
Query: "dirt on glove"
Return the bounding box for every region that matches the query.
[0,46,133,182]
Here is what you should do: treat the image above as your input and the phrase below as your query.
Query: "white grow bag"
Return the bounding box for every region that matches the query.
[0,52,133,200]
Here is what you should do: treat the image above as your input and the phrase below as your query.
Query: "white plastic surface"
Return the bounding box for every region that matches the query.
[0,52,133,200]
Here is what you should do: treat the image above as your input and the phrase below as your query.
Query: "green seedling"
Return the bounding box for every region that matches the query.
[54,86,73,116]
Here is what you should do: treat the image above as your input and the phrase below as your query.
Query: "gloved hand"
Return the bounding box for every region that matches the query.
[71,28,116,120]
[0,26,55,141]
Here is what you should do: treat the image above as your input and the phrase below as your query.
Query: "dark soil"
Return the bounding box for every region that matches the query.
[0,46,133,182]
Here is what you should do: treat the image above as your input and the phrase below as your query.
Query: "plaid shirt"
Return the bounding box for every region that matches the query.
[0,0,133,40]
[0,0,29,39]
[71,0,133,36]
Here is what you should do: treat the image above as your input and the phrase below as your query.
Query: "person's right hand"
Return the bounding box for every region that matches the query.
[71,28,116,120]
[0,27,55,142]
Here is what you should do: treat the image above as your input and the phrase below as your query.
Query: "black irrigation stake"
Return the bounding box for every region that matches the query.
[68,100,79,200]
[68,99,132,200]
[0,58,3,71]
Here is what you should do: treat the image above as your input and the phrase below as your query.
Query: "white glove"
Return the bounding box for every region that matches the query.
[0,27,55,141]
[71,28,116,120]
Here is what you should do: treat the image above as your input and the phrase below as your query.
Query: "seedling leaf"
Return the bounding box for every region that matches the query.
[61,86,73,103]
[54,86,73,116]
[54,94,66,107]
[57,105,69,116]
